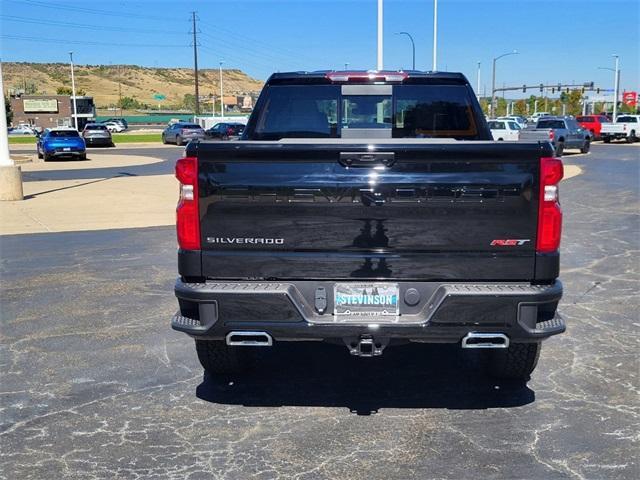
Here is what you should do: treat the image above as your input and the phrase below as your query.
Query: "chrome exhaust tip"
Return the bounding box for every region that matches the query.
[461,332,509,349]
[225,331,273,346]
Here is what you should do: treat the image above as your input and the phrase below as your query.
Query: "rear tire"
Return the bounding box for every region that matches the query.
[603,137,611,143]
[580,139,591,154]
[488,342,541,380]
[195,340,253,375]
[628,130,636,143]
[175,135,183,146]
[79,153,87,160]
[37,148,43,159]
[161,134,167,145]
[43,152,51,162]
[555,142,564,156]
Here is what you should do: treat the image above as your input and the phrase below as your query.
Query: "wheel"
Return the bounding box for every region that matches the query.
[488,342,542,380]
[603,136,611,143]
[497,138,504,141]
[37,147,43,159]
[195,340,254,375]
[79,154,87,160]
[555,142,564,156]
[161,134,167,145]
[43,152,51,162]
[580,139,591,154]
[627,130,636,143]
[175,135,183,146]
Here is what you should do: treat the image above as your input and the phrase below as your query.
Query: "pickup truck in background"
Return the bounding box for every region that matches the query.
[519,116,591,155]
[600,115,640,143]
[171,70,565,381]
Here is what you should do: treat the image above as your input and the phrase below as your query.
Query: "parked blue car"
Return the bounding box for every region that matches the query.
[37,128,87,161]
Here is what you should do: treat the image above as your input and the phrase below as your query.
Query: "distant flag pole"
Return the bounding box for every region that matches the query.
[432,0,438,70]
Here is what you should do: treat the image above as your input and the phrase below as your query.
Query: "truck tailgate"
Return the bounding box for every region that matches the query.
[193,141,548,281]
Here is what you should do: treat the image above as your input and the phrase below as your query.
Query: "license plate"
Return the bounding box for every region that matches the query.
[63,147,71,151]
[334,283,399,320]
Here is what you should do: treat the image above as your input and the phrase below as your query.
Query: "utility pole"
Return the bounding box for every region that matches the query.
[613,54,619,120]
[191,12,200,116]
[476,62,481,98]
[432,0,438,70]
[69,52,78,130]
[377,0,383,70]
[219,61,224,118]
[118,64,122,117]
[344,63,349,70]
[0,60,24,201]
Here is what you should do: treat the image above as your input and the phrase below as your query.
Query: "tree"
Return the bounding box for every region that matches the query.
[118,96,145,110]
[5,96,12,125]
[56,86,86,95]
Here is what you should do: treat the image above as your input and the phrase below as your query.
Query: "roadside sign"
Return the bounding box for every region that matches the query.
[622,91,637,107]
[153,94,166,101]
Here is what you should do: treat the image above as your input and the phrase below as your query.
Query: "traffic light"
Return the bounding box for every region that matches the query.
[596,88,600,94]
[551,88,555,94]
[539,84,544,93]
[581,87,585,93]
[522,85,526,93]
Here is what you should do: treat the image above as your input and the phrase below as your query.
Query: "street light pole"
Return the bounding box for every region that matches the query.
[377,0,383,70]
[598,65,621,116]
[69,52,78,130]
[432,0,438,70]
[219,61,224,118]
[613,54,619,120]
[476,61,481,98]
[491,50,518,116]
[396,32,415,70]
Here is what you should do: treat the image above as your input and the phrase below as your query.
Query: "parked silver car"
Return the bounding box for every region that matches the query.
[82,124,114,147]
[162,122,206,146]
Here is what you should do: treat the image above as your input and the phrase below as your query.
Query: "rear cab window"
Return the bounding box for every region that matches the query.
[537,120,566,129]
[247,82,486,140]
[617,116,637,123]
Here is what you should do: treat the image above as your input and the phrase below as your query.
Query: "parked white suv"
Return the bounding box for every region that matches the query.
[488,119,521,141]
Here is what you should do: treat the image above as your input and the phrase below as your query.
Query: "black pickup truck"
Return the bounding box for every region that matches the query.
[171,70,565,380]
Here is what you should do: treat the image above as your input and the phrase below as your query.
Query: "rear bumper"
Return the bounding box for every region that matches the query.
[172,279,564,344]
[84,137,112,146]
[45,149,85,157]
[601,132,627,139]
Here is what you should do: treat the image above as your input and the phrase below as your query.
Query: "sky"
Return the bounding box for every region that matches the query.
[1,0,638,98]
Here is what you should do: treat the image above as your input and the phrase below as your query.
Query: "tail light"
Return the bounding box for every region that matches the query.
[536,157,564,253]
[175,157,200,250]
[548,130,555,141]
[227,127,234,135]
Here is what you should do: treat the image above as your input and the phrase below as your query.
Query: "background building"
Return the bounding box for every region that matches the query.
[10,95,96,130]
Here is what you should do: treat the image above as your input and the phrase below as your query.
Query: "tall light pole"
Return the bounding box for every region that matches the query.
[69,52,78,130]
[219,61,224,118]
[476,61,481,98]
[491,50,518,116]
[432,0,438,70]
[613,54,620,120]
[344,62,349,70]
[396,32,415,70]
[377,0,383,70]
[598,65,621,116]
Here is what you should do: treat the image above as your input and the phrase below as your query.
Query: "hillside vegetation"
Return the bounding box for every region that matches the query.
[4,62,264,108]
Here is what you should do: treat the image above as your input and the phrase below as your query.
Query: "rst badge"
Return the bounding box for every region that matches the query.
[490,239,531,246]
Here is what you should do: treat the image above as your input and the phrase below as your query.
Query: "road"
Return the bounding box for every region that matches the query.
[1,144,638,479]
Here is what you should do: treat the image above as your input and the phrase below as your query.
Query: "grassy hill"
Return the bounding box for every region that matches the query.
[4,62,264,108]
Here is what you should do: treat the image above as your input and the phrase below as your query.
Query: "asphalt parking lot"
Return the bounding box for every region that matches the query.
[1,144,638,479]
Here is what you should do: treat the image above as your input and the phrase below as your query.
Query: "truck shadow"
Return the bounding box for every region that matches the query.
[196,343,535,414]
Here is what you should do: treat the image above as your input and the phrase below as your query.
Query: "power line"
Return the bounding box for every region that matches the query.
[19,0,177,23]
[1,34,186,49]
[0,14,184,35]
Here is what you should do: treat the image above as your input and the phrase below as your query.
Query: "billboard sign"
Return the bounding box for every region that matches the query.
[23,99,59,113]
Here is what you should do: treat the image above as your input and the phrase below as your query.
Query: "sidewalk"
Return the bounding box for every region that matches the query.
[1,153,176,235]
